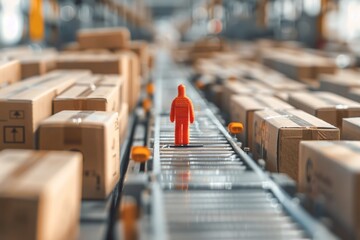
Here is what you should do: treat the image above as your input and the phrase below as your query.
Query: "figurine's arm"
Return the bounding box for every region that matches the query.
[170,100,175,122]
[189,100,195,123]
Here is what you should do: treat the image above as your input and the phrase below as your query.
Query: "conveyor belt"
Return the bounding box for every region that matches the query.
[122,51,338,240]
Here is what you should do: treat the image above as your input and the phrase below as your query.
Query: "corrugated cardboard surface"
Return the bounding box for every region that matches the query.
[299,141,360,238]
[0,60,20,88]
[230,95,294,148]
[252,109,339,180]
[119,103,129,144]
[75,74,126,110]
[115,51,141,111]
[0,149,82,240]
[342,118,360,140]
[319,69,360,96]
[262,49,336,81]
[288,91,360,129]
[77,27,130,50]
[222,81,273,114]
[129,40,149,76]
[53,84,120,113]
[0,70,91,150]
[18,55,57,79]
[39,111,120,199]
[56,54,122,74]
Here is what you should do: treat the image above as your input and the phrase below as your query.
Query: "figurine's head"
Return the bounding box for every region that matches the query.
[178,84,185,97]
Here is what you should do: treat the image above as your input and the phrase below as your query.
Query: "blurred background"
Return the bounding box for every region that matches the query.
[2,0,360,50]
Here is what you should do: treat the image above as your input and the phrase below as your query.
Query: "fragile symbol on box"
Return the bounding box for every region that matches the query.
[3,126,25,144]
[9,110,24,119]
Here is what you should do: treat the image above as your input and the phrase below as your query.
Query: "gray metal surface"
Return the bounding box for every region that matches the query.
[144,50,338,240]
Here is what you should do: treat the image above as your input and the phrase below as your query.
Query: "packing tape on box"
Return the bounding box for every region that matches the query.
[63,111,94,145]
[267,109,316,128]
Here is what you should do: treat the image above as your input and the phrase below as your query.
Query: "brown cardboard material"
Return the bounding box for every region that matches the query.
[222,81,273,114]
[0,149,82,240]
[56,53,140,111]
[39,111,120,199]
[288,91,360,129]
[0,60,20,88]
[319,69,360,96]
[119,103,129,144]
[53,76,121,114]
[129,40,149,76]
[252,109,339,180]
[298,141,360,238]
[75,74,126,109]
[17,55,57,79]
[115,51,141,111]
[230,95,294,148]
[77,27,130,50]
[262,49,336,82]
[0,70,91,150]
[342,118,360,140]
[56,54,122,74]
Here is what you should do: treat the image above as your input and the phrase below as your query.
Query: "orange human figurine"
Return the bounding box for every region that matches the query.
[170,84,195,146]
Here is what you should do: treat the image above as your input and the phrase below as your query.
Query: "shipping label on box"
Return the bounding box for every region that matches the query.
[0,149,82,240]
[39,111,120,199]
[0,70,91,150]
[288,91,360,129]
[299,141,360,238]
[252,109,339,180]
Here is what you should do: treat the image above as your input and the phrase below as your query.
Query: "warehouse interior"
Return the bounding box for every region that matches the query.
[1,0,360,240]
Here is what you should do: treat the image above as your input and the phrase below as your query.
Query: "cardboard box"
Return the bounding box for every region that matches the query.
[75,74,126,109]
[0,70,91,150]
[319,69,360,96]
[115,51,141,111]
[56,53,140,111]
[299,141,360,238]
[262,49,336,82]
[53,78,120,114]
[288,92,360,129]
[230,95,294,148]
[56,54,122,74]
[0,149,82,240]
[38,111,120,199]
[129,40,149,76]
[222,81,273,114]
[0,60,20,88]
[18,55,57,79]
[342,118,360,140]
[252,109,339,180]
[119,103,129,144]
[77,27,130,50]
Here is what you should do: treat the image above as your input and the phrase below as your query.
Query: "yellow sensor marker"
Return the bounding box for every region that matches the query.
[228,122,243,134]
[131,146,151,163]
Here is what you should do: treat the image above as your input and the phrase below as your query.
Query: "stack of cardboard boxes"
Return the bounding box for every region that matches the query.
[195,40,360,239]
[0,27,151,239]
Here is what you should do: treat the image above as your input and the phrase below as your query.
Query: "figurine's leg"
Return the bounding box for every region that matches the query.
[183,122,189,145]
[175,122,182,145]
